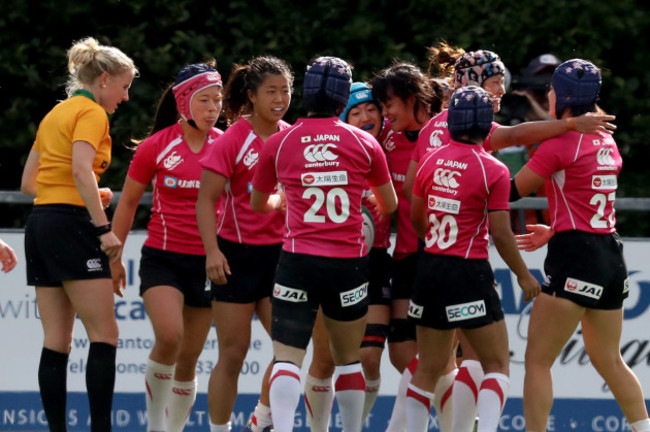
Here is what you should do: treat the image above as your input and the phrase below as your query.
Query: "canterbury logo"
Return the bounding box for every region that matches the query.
[433,168,461,188]
[154,373,172,380]
[310,385,331,392]
[304,144,338,162]
[86,259,102,270]
[243,148,259,168]
[597,148,615,166]
[429,130,444,148]
[172,387,191,396]
[163,151,183,170]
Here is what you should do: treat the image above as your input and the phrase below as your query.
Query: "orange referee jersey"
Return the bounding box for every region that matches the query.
[32,94,111,206]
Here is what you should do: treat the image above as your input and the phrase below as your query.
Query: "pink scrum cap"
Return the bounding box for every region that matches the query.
[172,64,222,124]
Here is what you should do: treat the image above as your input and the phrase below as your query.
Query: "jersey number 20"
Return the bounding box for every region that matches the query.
[303,187,350,223]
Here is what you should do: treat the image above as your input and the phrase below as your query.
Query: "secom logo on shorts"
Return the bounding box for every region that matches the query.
[408,301,423,319]
[273,284,308,303]
[340,283,368,307]
[564,277,603,300]
[86,258,103,272]
[446,300,486,322]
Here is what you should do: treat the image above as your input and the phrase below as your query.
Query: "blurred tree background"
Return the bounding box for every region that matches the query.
[1,0,649,234]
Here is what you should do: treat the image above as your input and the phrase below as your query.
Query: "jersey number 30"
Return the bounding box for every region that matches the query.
[303,187,350,223]
[426,214,458,249]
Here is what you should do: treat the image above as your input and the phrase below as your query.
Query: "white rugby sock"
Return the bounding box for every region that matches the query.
[385,354,418,432]
[144,359,175,432]
[362,377,381,423]
[631,419,650,432]
[167,377,197,432]
[406,383,433,432]
[250,401,272,431]
[304,373,334,432]
[209,421,231,432]
[433,368,458,432]
[452,360,483,432]
[334,363,366,432]
[269,362,302,432]
[476,372,509,432]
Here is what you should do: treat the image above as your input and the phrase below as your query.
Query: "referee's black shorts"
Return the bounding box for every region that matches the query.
[25,204,111,286]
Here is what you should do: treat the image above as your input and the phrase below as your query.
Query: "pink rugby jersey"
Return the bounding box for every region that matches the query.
[127,123,224,255]
[413,140,511,259]
[362,118,393,249]
[200,117,290,245]
[382,129,419,258]
[412,109,499,163]
[526,132,621,234]
[252,117,392,258]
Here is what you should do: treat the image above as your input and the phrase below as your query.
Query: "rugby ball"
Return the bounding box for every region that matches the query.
[361,205,375,250]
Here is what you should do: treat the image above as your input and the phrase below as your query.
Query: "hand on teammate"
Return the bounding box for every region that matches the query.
[206,248,231,285]
[516,224,554,252]
[574,112,616,137]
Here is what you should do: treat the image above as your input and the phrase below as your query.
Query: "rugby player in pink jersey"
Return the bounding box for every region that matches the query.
[401,47,619,432]
[371,62,461,432]
[511,59,650,432]
[407,86,540,432]
[110,62,224,432]
[303,82,394,432]
[250,56,397,432]
[194,56,294,432]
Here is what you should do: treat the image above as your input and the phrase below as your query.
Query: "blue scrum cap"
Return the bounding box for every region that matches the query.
[552,58,601,116]
[303,56,352,107]
[447,86,494,140]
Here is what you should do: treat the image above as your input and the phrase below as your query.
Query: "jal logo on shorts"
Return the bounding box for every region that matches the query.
[273,284,308,303]
[446,300,486,322]
[340,283,368,307]
[408,301,423,319]
[86,258,103,272]
[564,277,603,300]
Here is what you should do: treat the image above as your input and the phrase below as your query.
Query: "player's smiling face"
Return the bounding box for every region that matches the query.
[347,102,382,138]
[482,74,505,112]
[381,91,417,132]
[249,73,292,124]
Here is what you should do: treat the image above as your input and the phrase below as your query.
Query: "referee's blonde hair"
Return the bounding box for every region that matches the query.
[65,37,138,97]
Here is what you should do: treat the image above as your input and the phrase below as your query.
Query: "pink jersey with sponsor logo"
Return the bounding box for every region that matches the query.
[127,122,224,255]
[200,117,290,245]
[526,132,621,234]
[413,140,510,259]
[412,109,499,162]
[253,117,392,258]
[382,129,419,258]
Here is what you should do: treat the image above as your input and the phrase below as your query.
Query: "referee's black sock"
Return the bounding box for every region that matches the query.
[86,342,116,432]
[38,347,69,432]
